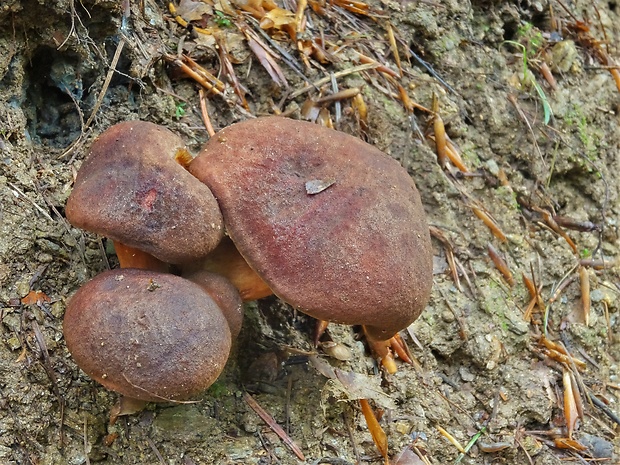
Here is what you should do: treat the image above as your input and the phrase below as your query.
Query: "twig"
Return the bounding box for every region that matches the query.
[7,183,54,222]
[585,388,620,426]
[243,391,306,461]
[199,89,216,137]
[289,63,380,99]
[146,437,166,465]
[408,47,458,95]
[83,417,91,465]
[85,37,125,128]
[343,408,361,464]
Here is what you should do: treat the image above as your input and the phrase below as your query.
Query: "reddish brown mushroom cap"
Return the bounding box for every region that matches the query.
[189,117,432,340]
[63,269,232,401]
[66,121,224,265]
[184,270,244,339]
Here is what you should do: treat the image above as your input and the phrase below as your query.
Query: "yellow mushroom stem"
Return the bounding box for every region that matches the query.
[363,327,413,374]
[113,241,169,272]
[183,237,272,301]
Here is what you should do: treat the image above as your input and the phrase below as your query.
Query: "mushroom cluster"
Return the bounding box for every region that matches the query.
[64,117,433,402]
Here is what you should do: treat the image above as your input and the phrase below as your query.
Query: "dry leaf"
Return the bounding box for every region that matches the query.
[305,179,335,194]
[310,355,396,409]
[554,437,588,451]
[244,32,288,87]
[260,7,296,30]
[21,290,51,306]
[562,369,579,438]
[360,399,388,459]
[176,0,213,21]
[231,0,266,16]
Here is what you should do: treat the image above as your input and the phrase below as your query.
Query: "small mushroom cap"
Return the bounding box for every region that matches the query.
[66,121,224,265]
[190,117,432,339]
[184,270,244,339]
[63,269,232,401]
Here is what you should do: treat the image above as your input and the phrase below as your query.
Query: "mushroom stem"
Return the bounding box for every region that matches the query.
[363,326,416,374]
[113,241,169,272]
[109,396,149,425]
[184,237,272,301]
[314,319,330,346]
[367,338,398,374]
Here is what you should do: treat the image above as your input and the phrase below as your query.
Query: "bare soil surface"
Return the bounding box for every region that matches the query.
[0,0,619,464]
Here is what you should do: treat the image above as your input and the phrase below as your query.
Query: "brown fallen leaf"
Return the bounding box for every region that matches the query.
[176,0,213,21]
[21,290,51,306]
[241,26,288,87]
[309,355,396,409]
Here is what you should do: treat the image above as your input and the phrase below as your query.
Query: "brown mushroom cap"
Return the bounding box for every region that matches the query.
[66,121,224,265]
[63,269,232,401]
[189,117,432,340]
[184,270,244,339]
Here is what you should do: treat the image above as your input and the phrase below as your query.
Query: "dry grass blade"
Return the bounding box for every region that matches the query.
[445,139,469,173]
[436,425,465,453]
[522,272,537,302]
[562,369,578,438]
[386,75,430,112]
[182,54,226,92]
[470,205,508,242]
[294,0,308,34]
[506,94,547,170]
[331,0,372,16]
[162,53,226,96]
[315,87,360,103]
[355,51,400,78]
[352,93,369,134]
[290,62,379,99]
[84,37,125,129]
[32,320,62,401]
[429,225,462,292]
[523,297,537,322]
[217,36,250,110]
[487,243,514,287]
[390,333,413,365]
[578,266,590,326]
[538,346,587,371]
[242,26,288,87]
[366,336,398,374]
[386,22,402,77]
[532,206,577,254]
[243,392,306,461]
[433,113,448,169]
[359,399,389,461]
[553,437,587,451]
[198,89,216,137]
[522,271,543,321]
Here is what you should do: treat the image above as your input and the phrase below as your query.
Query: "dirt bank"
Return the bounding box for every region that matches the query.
[0,0,618,463]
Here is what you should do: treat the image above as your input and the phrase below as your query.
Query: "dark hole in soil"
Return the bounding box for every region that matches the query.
[24,46,90,147]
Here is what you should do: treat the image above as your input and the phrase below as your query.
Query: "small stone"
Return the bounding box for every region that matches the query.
[459,366,475,382]
[394,421,410,435]
[441,310,455,323]
[549,40,578,73]
[16,280,30,298]
[580,433,613,458]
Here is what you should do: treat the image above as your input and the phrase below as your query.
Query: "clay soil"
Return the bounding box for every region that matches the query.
[0,0,619,464]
